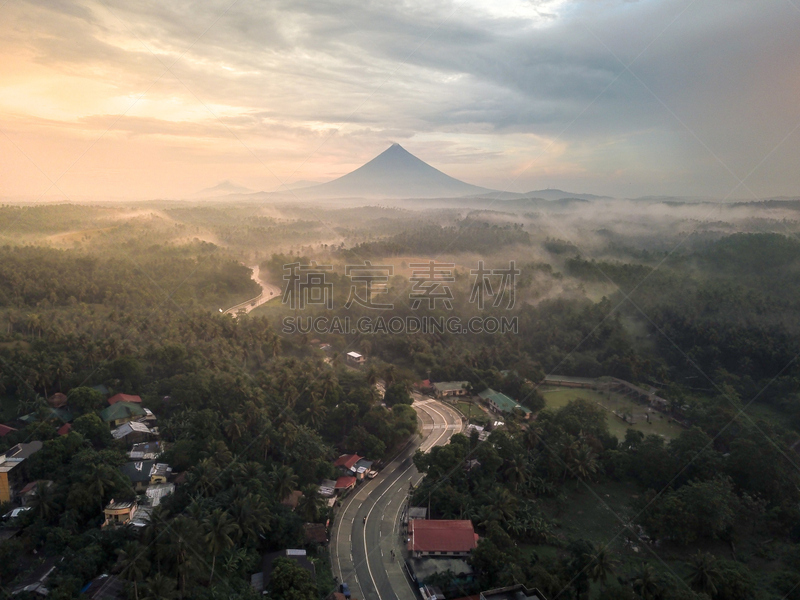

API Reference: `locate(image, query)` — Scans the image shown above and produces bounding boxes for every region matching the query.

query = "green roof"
[100,401,145,423]
[433,381,469,392]
[478,388,531,414]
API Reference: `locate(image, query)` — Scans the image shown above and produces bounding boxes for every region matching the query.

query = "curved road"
[331,396,463,600]
[223,265,281,315]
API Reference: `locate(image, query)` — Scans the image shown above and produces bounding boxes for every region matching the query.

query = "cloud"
[1,0,799,198]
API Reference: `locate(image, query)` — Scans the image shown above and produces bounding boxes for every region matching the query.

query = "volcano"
[299,144,495,199]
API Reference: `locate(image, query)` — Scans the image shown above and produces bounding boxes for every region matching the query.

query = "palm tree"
[304,395,328,429]
[586,546,618,588]
[269,464,298,501]
[686,552,721,596]
[631,565,662,600]
[504,457,527,491]
[571,443,598,487]
[140,573,177,600]
[83,462,117,509]
[203,509,239,584]
[297,485,324,522]
[383,364,396,387]
[165,516,198,594]
[365,366,379,386]
[230,494,271,546]
[117,542,150,600]
[320,371,338,400]
[30,481,58,522]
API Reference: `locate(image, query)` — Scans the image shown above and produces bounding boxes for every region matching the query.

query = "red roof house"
[407,520,479,556]
[333,454,362,471]
[334,476,357,492]
[0,424,17,437]
[107,393,142,406]
[57,423,72,436]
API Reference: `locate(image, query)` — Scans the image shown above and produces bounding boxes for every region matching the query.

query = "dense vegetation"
[0,244,416,599]
[3,201,800,600]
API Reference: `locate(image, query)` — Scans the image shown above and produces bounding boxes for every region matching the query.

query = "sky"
[1,0,799,200]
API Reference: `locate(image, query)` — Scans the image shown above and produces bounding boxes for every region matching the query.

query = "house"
[82,574,125,600]
[47,393,68,408]
[0,441,43,503]
[414,379,434,394]
[100,402,145,428]
[433,381,470,398]
[346,351,365,366]
[402,506,427,533]
[281,490,303,510]
[466,424,489,442]
[103,499,138,527]
[111,421,153,445]
[333,454,362,475]
[303,522,328,545]
[334,476,357,494]
[543,375,597,389]
[480,585,548,600]
[19,480,53,507]
[318,479,337,498]
[120,461,171,493]
[129,441,164,460]
[407,520,479,557]
[0,424,17,437]
[10,556,61,596]
[107,393,142,406]
[251,549,316,593]
[407,556,474,596]
[354,458,374,481]
[478,388,531,418]
[145,482,175,506]
[140,407,157,425]
[57,423,72,436]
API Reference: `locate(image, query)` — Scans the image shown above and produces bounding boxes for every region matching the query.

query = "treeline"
[413,396,800,600]
[341,221,530,258]
[0,245,259,310]
[0,245,418,599]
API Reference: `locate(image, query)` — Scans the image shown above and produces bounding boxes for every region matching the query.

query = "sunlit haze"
[1,0,800,200]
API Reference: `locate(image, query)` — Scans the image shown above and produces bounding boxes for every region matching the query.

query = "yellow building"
[0,442,43,503]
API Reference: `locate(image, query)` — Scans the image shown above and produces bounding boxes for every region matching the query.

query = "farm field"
[540,386,685,440]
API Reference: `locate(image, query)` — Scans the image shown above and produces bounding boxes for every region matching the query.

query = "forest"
[2,200,800,599]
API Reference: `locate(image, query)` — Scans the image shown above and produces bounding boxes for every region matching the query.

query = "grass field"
[540,386,685,440]
[452,400,491,426]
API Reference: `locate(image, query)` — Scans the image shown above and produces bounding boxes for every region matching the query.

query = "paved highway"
[223,265,281,315]
[331,396,463,600]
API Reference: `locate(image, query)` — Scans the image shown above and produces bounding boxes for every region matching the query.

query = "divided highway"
[331,396,463,600]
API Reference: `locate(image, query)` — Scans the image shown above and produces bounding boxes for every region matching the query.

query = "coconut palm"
[140,573,177,600]
[686,552,721,596]
[297,485,324,522]
[30,481,58,522]
[117,542,150,600]
[586,546,618,588]
[269,464,298,501]
[203,509,239,584]
[631,565,662,600]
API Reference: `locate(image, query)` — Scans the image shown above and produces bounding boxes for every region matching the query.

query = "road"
[331,396,464,600]
[222,265,281,316]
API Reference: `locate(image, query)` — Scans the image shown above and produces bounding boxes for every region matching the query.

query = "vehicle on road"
[340,583,351,599]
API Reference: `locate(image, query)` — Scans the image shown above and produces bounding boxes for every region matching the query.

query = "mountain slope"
[194,180,253,197]
[298,144,495,199]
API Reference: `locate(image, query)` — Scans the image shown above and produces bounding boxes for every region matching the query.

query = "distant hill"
[296,144,495,199]
[522,188,611,201]
[273,180,320,192]
[194,180,253,197]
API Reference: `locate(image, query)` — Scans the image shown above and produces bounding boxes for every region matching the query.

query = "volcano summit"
[298,144,494,199]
